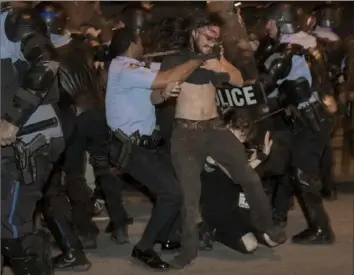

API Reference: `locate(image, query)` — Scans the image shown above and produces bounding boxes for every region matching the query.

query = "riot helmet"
[265,3,300,35]
[35,1,67,35]
[120,5,152,34]
[316,6,341,29]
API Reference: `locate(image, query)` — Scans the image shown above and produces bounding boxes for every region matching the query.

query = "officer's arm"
[151,59,204,90]
[124,56,204,91]
[5,9,59,128]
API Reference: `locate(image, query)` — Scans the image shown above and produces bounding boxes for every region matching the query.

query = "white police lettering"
[238,193,250,209]
[216,86,257,107]
[243,86,257,105]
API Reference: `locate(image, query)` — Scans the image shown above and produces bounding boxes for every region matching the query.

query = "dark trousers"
[170,118,275,258]
[261,130,293,220]
[1,145,61,275]
[126,145,182,250]
[1,151,52,239]
[291,119,332,229]
[94,171,127,228]
[158,166,260,253]
[43,155,98,251]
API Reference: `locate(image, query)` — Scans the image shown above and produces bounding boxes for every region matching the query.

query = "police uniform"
[257,3,335,244]
[35,2,99,270]
[106,55,182,268]
[309,10,343,200]
[1,7,63,275]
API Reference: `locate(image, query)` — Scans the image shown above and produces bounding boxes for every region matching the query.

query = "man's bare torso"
[175,82,218,121]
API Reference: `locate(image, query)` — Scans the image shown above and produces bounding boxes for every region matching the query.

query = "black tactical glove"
[191,44,221,62]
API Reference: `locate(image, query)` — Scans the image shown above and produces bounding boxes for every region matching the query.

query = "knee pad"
[239,232,258,253]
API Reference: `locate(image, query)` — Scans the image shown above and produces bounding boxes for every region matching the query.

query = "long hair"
[150,8,223,53]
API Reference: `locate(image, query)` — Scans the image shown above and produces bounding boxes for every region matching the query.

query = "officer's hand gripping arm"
[152,50,221,90]
[5,9,59,128]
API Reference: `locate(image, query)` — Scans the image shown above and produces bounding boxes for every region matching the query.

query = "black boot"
[53,248,91,271]
[110,224,130,245]
[291,169,335,245]
[131,246,169,270]
[292,227,335,244]
[160,240,181,251]
[198,222,215,251]
[2,230,54,275]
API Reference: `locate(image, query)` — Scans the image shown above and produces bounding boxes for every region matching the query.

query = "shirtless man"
[159,14,286,269]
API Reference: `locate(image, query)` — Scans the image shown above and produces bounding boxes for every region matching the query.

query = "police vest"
[1,58,63,143]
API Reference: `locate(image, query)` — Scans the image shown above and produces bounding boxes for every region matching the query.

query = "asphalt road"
[3,122,353,275]
[3,181,354,275]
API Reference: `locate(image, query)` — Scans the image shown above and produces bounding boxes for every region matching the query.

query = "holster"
[140,129,164,150]
[9,134,60,185]
[286,103,326,133]
[300,102,326,132]
[109,129,137,172]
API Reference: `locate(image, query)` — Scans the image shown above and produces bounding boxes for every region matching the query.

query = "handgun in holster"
[109,129,139,172]
[140,127,164,150]
[13,134,48,185]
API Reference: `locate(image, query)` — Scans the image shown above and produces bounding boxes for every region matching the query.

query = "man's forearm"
[153,59,203,90]
[221,57,244,87]
[249,159,262,169]
[151,90,165,105]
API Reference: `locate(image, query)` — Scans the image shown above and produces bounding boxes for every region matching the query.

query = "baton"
[143,50,181,59]
[17,117,58,137]
[254,108,286,124]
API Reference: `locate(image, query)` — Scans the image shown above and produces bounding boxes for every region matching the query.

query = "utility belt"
[109,128,164,171]
[284,101,327,133]
[2,136,54,185]
[1,118,64,185]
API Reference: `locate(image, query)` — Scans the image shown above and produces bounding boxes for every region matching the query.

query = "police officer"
[257,3,335,244]
[305,6,342,200]
[35,1,104,271]
[1,3,63,274]
[105,25,218,269]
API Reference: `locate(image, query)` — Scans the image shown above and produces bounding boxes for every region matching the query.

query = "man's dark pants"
[125,145,182,250]
[42,156,98,251]
[94,171,127,228]
[1,142,62,274]
[290,118,332,231]
[170,118,276,259]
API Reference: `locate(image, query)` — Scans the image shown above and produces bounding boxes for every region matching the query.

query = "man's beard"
[191,39,203,54]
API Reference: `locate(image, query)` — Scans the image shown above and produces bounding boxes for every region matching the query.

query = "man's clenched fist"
[0,120,19,146]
